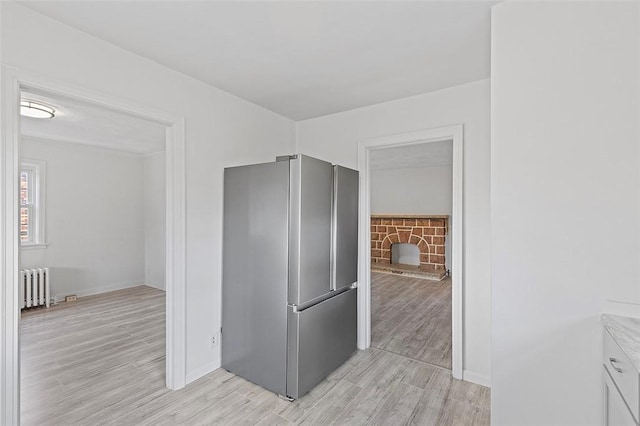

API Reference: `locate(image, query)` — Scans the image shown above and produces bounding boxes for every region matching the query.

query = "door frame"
[1,66,187,425]
[357,125,464,380]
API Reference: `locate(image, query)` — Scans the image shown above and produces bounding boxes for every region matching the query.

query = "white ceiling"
[20,89,166,155]
[19,1,495,121]
[370,140,452,170]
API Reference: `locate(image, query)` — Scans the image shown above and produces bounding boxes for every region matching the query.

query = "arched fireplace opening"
[391,243,420,266]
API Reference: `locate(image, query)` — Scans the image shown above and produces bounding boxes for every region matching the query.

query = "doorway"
[357,125,463,379]
[0,69,186,424]
[368,140,453,369]
[18,87,168,423]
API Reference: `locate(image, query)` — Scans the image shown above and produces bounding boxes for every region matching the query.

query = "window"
[20,159,46,247]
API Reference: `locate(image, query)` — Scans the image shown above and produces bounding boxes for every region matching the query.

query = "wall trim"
[21,134,151,157]
[357,124,464,380]
[51,281,147,301]
[463,370,491,388]
[0,66,187,425]
[185,360,220,385]
[144,281,166,291]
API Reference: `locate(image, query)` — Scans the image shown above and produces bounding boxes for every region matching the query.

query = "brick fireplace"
[370,215,448,271]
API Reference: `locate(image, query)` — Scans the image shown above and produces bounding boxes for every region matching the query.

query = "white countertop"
[602,313,640,373]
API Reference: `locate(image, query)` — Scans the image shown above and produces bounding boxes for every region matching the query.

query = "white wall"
[296,78,491,385]
[1,2,296,381]
[20,138,145,299]
[144,151,166,290]
[370,165,452,215]
[491,2,640,425]
[371,165,452,271]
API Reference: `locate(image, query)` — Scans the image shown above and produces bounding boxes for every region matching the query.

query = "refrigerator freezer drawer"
[286,287,357,399]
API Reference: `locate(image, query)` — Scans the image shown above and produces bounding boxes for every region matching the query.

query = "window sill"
[20,243,50,251]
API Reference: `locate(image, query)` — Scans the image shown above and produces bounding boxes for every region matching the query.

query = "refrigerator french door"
[222,154,358,400]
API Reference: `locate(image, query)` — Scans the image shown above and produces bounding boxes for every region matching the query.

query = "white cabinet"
[604,368,637,426]
[604,329,640,426]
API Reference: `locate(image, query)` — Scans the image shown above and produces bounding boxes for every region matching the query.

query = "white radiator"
[20,268,50,309]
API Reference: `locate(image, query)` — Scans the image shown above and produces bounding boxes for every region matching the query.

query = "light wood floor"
[21,284,489,425]
[371,272,452,369]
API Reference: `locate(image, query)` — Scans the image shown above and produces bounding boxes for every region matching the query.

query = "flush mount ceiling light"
[20,100,55,119]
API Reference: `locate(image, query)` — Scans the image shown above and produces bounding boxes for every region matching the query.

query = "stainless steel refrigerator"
[222,154,358,400]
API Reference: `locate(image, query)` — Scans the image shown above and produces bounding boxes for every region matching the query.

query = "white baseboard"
[463,369,491,388]
[53,281,145,301]
[144,280,166,291]
[186,359,221,385]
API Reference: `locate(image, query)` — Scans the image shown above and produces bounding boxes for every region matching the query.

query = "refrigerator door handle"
[288,285,355,313]
[330,166,338,291]
[331,165,359,292]
[331,282,357,296]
